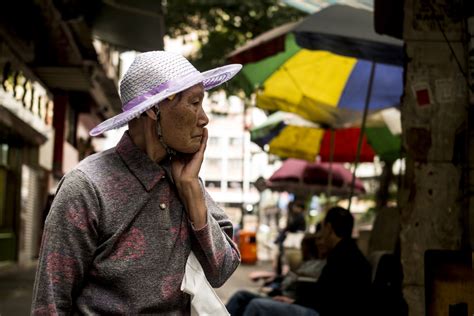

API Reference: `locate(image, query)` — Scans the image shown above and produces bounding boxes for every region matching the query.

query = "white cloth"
[181,252,230,316]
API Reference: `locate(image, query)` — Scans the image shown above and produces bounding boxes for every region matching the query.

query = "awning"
[33,67,91,91]
[34,66,122,115]
[92,0,165,52]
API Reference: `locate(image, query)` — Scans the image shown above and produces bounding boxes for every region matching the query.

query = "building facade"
[0,0,164,265]
[201,92,273,228]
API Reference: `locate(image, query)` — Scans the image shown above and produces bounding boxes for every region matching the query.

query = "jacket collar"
[115,131,173,191]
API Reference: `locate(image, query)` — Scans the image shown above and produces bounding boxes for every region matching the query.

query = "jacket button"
[160,203,166,210]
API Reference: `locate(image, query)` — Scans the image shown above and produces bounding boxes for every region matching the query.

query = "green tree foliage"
[163,0,306,95]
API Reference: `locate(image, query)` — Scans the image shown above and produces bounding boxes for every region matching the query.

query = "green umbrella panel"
[242,33,300,92]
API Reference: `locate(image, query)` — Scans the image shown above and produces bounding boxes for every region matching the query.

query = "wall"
[401,0,470,314]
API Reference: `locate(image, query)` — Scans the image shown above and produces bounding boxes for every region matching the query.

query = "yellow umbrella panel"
[267,125,325,162]
[257,50,358,126]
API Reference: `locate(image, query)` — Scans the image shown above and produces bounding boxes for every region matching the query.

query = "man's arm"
[31,170,99,314]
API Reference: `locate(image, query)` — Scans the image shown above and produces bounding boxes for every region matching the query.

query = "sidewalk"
[0,260,272,315]
[0,262,36,316]
[216,260,273,304]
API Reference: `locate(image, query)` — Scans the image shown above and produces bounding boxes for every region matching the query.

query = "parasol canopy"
[267,158,365,196]
[231,3,404,208]
[250,110,401,162]
[256,49,403,127]
[229,4,402,66]
[293,4,402,65]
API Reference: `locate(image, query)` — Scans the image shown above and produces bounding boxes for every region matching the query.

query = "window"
[230,137,242,146]
[205,158,222,174]
[205,180,221,188]
[208,137,220,146]
[228,181,243,189]
[228,158,242,170]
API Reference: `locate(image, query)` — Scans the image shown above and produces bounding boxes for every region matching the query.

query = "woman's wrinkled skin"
[128,83,210,229]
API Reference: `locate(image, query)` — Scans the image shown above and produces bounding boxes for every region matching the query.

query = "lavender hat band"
[122,70,204,111]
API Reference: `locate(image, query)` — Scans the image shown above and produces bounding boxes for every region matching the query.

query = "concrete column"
[401,0,469,315]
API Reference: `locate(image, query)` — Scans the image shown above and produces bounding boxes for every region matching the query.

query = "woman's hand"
[171,128,207,185]
[171,128,208,229]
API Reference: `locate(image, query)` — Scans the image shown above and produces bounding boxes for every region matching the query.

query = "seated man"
[226,233,327,316]
[239,207,371,316]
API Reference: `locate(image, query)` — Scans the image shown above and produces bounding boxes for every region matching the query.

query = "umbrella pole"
[348,61,375,211]
[327,128,335,202]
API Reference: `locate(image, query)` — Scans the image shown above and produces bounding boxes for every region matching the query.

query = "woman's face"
[159,84,209,154]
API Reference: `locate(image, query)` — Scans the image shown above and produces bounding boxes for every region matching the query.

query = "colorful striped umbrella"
[256,49,403,127]
[235,34,403,127]
[250,110,401,162]
[229,5,404,123]
[233,4,404,208]
[229,5,402,67]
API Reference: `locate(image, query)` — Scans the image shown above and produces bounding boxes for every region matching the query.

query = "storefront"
[0,51,54,264]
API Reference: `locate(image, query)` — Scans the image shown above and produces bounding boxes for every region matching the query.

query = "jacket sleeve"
[31,170,99,315]
[189,185,240,288]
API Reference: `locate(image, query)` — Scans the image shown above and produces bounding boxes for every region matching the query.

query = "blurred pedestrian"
[285,200,306,233]
[31,51,242,314]
[274,200,306,274]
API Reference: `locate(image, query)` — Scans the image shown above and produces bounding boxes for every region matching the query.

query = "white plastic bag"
[180,252,230,316]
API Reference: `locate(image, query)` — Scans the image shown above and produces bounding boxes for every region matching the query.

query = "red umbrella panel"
[267,158,365,197]
[319,128,375,162]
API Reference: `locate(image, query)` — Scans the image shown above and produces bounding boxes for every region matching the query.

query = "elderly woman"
[31,51,242,314]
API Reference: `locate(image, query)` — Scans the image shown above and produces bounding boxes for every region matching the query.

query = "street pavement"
[0,260,272,315]
[0,263,36,316]
[216,260,273,304]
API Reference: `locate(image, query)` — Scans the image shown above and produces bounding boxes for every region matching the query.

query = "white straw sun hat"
[90,51,242,136]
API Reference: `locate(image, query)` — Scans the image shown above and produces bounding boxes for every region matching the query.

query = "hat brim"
[90,64,242,136]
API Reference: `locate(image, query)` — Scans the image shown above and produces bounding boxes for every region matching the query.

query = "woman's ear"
[145,108,158,121]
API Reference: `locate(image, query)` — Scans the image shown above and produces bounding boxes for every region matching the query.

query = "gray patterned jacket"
[31,132,240,315]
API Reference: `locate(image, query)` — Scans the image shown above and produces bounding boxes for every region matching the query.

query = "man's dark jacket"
[294,238,371,316]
